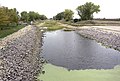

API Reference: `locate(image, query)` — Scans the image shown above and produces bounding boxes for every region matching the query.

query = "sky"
[0,0,120,18]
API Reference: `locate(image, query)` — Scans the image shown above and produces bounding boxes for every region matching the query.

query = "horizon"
[1,0,120,19]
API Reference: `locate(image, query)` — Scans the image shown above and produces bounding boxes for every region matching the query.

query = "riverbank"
[0,25,43,81]
[77,26,120,51]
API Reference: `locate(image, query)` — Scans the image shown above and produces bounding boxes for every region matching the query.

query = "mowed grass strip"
[38,64,120,81]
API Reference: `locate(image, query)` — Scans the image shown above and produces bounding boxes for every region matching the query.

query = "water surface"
[41,30,120,70]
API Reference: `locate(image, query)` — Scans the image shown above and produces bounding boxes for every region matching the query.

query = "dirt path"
[60,23,120,33]
[91,26,120,33]
[78,26,120,33]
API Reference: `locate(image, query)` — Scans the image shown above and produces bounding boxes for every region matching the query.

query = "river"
[41,30,120,70]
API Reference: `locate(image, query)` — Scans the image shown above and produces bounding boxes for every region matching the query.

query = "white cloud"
[0,0,120,18]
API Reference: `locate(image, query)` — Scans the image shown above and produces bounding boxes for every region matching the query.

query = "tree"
[21,11,47,22]
[54,9,74,21]
[76,2,100,20]
[0,6,20,29]
[28,11,34,21]
[54,12,64,20]
[28,11,40,21]
[64,9,74,21]
[21,11,29,22]
[39,15,47,20]
[8,8,19,25]
[0,7,10,26]
[32,12,40,20]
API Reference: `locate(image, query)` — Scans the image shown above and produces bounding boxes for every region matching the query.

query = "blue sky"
[0,0,120,18]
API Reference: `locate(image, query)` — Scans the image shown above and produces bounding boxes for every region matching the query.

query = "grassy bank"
[38,64,120,81]
[0,25,24,38]
[39,20,65,31]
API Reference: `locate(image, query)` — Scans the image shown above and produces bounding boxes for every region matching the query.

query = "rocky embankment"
[77,27,120,51]
[0,25,43,81]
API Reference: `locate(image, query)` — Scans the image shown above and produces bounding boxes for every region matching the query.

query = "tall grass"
[40,20,64,31]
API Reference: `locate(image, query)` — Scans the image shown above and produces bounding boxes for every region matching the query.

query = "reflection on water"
[41,30,120,70]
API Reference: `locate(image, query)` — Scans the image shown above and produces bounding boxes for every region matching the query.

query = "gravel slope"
[77,27,120,51]
[0,25,43,81]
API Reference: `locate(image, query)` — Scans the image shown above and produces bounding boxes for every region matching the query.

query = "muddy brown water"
[41,30,120,70]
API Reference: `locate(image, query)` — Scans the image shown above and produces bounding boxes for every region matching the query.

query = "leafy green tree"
[54,9,73,21]
[54,12,64,20]
[64,9,74,21]
[0,6,19,29]
[21,11,47,22]
[28,11,37,21]
[39,15,47,20]
[8,8,19,25]
[0,7,10,26]
[76,2,100,20]
[33,12,40,20]
[21,11,29,22]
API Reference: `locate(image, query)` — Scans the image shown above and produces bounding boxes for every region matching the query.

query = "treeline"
[53,9,74,21]
[21,11,47,23]
[0,6,47,29]
[53,2,100,21]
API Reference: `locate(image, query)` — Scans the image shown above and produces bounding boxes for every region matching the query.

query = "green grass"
[47,26,64,31]
[40,20,64,31]
[37,64,120,81]
[42,20,58,27]
[0,25,24,38]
